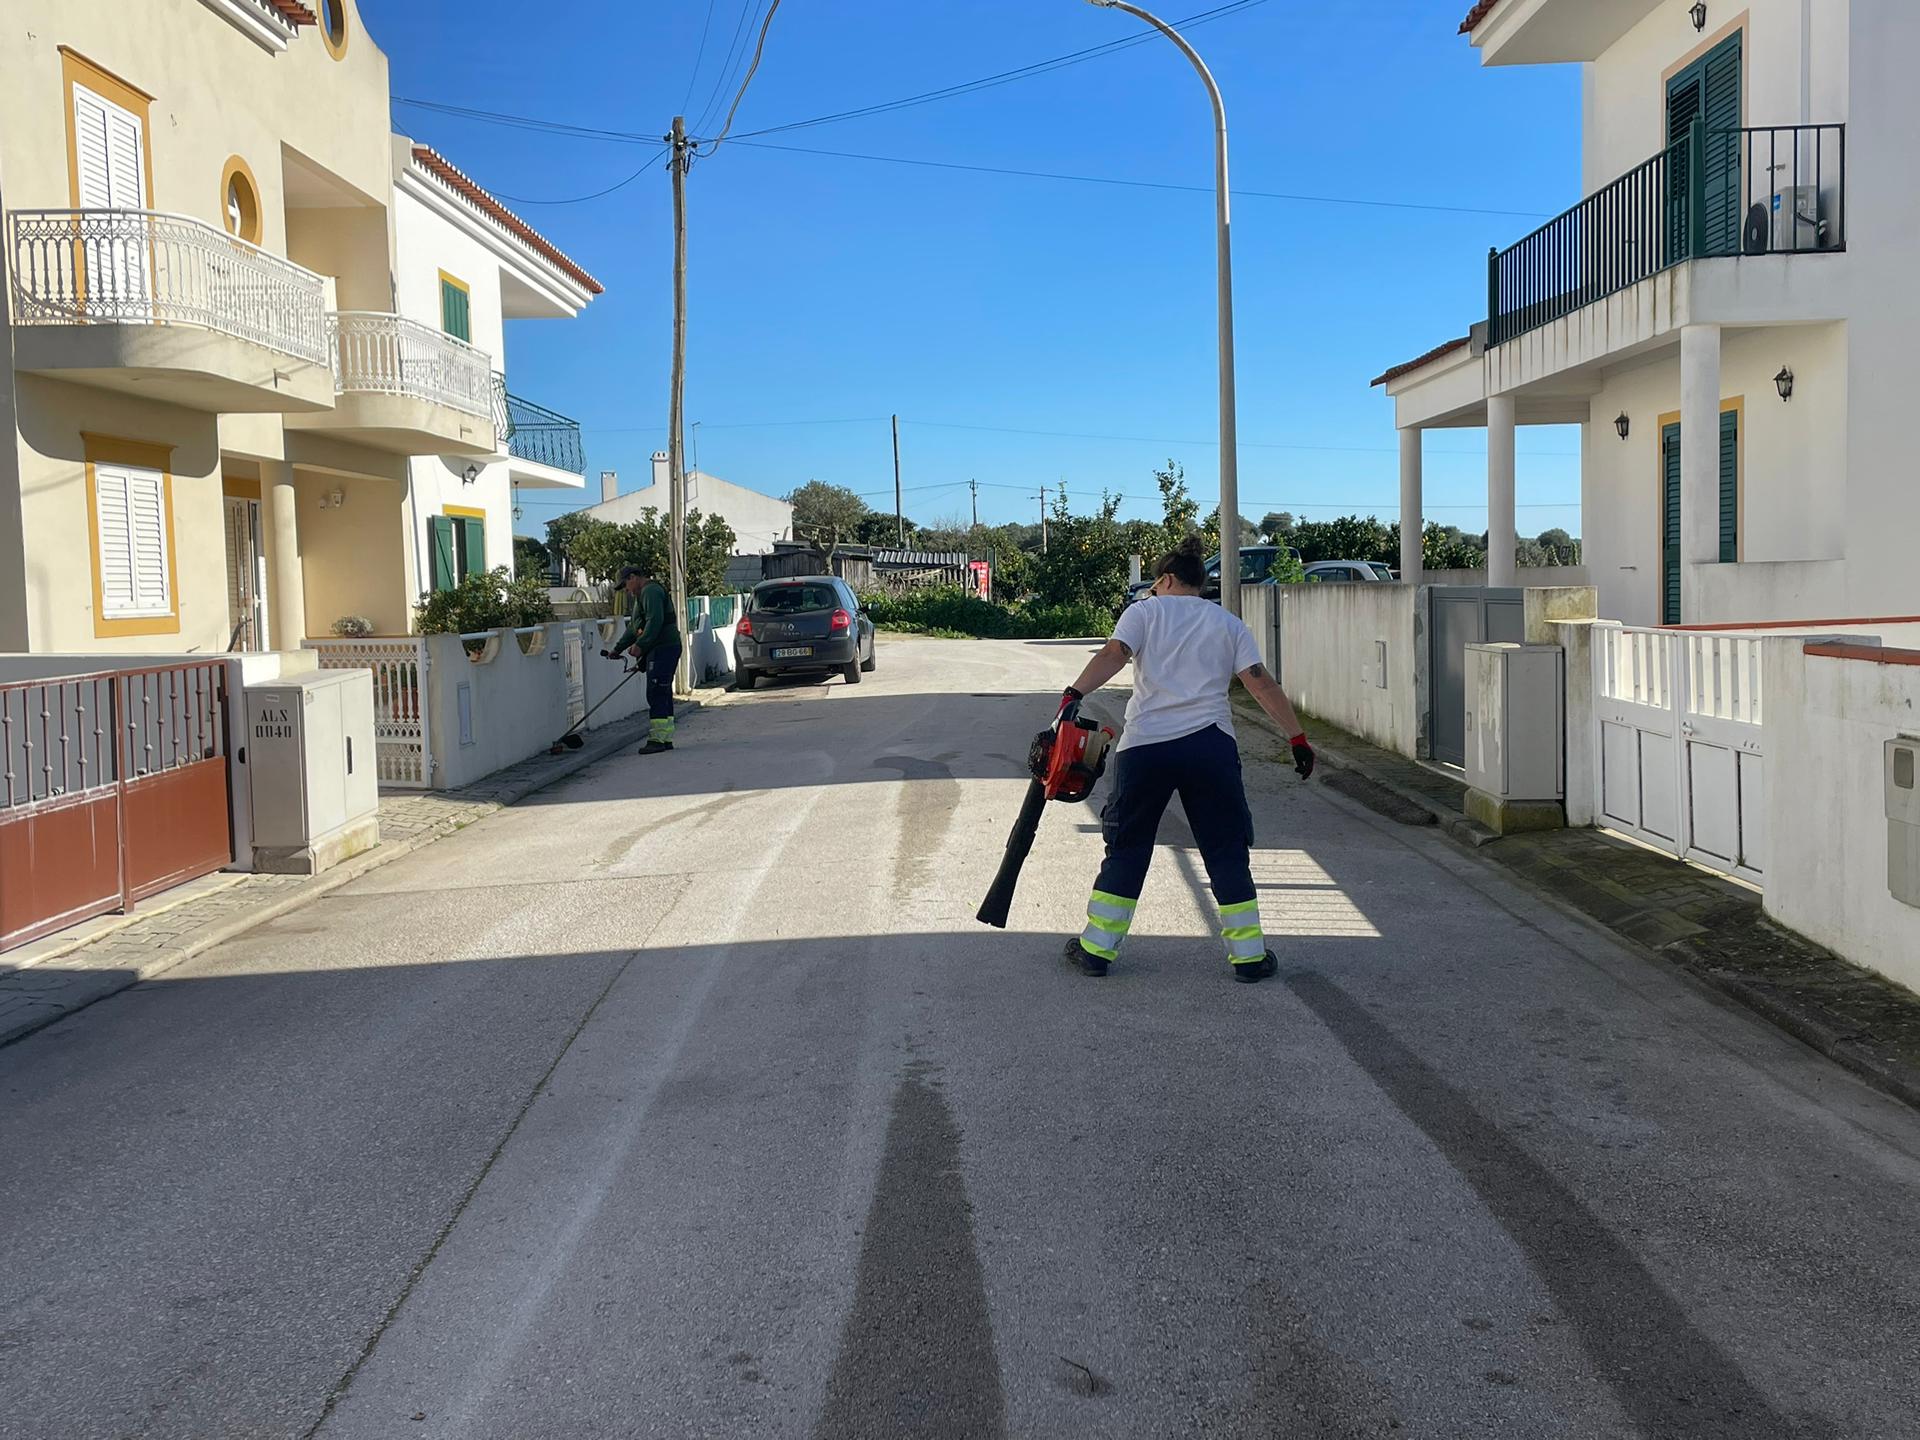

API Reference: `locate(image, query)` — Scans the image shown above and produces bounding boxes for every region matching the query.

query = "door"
[1667,31,1743,258]
[223,496,267,651]
[72,83,149,312]
[1661,422,1683,624]
[1429,587,1524,768]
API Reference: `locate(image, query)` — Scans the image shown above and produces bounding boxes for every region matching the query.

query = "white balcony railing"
[7,207,328,367]
[328,311,494,421]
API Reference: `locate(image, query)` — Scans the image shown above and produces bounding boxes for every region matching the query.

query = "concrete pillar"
[263,460,307,649]
[1398,427,1424,585]
[1680,323,1723,578]
[1486,393,1517,588]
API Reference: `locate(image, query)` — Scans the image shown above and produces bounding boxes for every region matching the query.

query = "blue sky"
[362,0,1585,540]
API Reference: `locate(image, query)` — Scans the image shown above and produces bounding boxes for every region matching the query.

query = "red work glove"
[1290,733,1316,780]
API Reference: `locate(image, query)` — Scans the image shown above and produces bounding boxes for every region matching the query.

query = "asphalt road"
[3,636,1919,1439]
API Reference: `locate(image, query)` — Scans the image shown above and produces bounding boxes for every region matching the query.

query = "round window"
[320,0,348,57]
[221,158,261,244]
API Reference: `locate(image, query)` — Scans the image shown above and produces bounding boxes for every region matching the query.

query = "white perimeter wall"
[1763,640,1920,992]
[1270,585,1421,758]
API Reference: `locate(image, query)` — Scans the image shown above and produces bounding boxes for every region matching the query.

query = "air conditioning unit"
[244,669,379,874]
[1464,643,1564,803]
[1771,184,1824,252]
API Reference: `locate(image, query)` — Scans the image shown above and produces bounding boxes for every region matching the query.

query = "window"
[439,272,471,343]
[221,157,261,244]
[754,582,836,613]
[319,0,348,58]
[431,512,486,592]
[95,462,173,620]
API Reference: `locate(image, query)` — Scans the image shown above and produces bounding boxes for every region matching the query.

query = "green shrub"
[414,567,554,637]
[859,587,1112,640]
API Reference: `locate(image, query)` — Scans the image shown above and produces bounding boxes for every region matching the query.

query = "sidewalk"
[0,708,680,1048]
[1235,697,1920,1112]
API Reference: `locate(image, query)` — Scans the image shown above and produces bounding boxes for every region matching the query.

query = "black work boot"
[1064,936,1109,977]
[637,740,674,756]
[1233,950,1279,984]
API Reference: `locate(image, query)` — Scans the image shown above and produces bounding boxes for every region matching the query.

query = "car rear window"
[755,582,837,613]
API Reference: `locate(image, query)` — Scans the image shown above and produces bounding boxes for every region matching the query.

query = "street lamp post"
[1085,0,1241,616]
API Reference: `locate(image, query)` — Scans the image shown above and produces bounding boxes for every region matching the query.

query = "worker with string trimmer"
[606,564,683,756]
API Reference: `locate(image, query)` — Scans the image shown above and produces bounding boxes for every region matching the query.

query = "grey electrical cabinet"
[244,669,379,875]
[1465,643,1565,802]
[1888,738,1920,909]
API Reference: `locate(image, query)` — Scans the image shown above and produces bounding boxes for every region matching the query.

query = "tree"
[1260,511,1296,543]
[1534,527,1582,565]
[541,509,737,598]
[513,535,550,580]
[1201,507,1261,553]
[785,480,870,544]
[1292,514,1392,564]
[1153,460,1200,561]
[1033,490,1131,612]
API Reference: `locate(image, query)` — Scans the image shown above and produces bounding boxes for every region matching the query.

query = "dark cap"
[615,565,647,587]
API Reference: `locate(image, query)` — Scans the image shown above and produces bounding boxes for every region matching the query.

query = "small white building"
[569,452,794,556]
[1375,0,1915,629]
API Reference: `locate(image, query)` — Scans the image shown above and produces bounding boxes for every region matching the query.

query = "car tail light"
[830,608,852,633]
[737,611,753,637]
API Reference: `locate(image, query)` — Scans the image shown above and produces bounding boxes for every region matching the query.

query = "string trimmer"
[548,651,643,755]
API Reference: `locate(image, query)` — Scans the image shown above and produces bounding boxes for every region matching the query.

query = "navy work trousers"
[1093,724,1256,907]
[645,641,681,722]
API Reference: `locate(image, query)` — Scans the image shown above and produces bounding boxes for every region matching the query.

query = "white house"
[569,452,794,556]
[1375,0,1915,629]
[390,141,600,606]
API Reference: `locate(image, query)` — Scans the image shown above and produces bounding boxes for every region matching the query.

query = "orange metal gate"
[0,661,234,953]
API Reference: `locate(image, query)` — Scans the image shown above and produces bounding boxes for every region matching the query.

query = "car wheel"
[736,667,757,691]
[842,657,863,685]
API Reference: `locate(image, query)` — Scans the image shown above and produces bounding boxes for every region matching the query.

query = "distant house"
[569,453,793,557]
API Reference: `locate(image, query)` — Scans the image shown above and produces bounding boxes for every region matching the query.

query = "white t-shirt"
[1110,595,1262,751]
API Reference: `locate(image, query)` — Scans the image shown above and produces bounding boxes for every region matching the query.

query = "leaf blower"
[976,693,1115,929]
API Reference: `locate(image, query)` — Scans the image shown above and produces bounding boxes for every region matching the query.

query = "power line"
[897,418,1577,458]
[679,0,724,115]
[490,153,666,206]
[701,0,785,154]
[391,96,663,147]
[727,0,1269,141]
[695,1,764,136]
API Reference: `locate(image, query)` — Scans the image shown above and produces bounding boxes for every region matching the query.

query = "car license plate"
[772,646,812,659]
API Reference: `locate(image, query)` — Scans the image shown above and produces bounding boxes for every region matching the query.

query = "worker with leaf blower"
[1061,536,1314,983]
[607,564,683,756]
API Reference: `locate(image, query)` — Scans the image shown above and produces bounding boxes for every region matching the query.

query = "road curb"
[0,703,700,1050]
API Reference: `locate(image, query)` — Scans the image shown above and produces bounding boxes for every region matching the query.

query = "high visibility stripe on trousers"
[1219,899,1266,964]
[649,715,676,743]
[1078,890,1137,960]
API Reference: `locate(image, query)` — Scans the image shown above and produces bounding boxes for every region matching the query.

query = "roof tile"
[1370,336,1471,388]
[410,145,606,297]
[1458,0,1500,35]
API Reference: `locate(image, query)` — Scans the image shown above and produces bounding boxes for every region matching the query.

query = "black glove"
[1061,686,1084,708]
[1289,734,1316,780]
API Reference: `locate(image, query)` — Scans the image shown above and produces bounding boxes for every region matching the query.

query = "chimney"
[599,470,618,504]
[650,450,671,493]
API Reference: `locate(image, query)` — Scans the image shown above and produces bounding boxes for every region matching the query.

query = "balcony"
[1489,124,1845,347]
[5,207,334,413]
[497,380,586,490]
[286,311,497,457]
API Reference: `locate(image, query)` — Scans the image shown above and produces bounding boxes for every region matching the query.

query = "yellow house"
[0,0,595,655]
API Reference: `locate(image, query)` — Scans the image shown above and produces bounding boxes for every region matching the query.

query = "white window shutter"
[95,463,171,620]
[73,89,113,209]
[105,110,146,208]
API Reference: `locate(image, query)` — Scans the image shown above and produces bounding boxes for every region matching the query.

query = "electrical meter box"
[1888,738,1920,909]
[1465,643,1564,802]
[244,669,379,875]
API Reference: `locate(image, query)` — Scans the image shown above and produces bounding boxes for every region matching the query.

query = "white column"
[263,460,307,650]
[1680,324,1723,580]
[1486,394,1517,588]
[1398,427,1424,584]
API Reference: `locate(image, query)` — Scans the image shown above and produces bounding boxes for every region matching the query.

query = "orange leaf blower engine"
[977,698,1114,928]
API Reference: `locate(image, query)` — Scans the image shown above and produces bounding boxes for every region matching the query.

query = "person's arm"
[1066,638,1133,702]
[1238,662,1315,779]
[634,584,668,655]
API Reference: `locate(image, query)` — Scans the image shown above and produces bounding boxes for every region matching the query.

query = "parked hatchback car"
[1121,545,1303,610]
[734,576,876,689]
[1303,560,1391,584]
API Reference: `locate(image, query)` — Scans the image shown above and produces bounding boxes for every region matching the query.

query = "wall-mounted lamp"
[1690,2,1709,32]
[461,464,481,485]
[1774,365,1795,401]
[319,487,345,510]
[1615,412,1632,440]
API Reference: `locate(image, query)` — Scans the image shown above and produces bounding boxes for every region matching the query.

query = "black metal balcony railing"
[499,383,585,475]
[1489,123,1844,347]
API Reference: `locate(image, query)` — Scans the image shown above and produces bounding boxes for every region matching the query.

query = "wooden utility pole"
[667,115,691,696]
[1039,483,1049,553]
[891,414,904,546]
[970,477,978,530]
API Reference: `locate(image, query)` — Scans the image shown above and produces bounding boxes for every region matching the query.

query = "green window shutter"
[430,515,456,593]
[1718,407,1739,563]
[440,279,470,342]
[1666,33,1742,259]
[1662,422,1683,625]
[460,516,486,580]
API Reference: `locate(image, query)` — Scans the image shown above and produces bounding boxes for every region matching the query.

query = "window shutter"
[96,463,171,619]
[1700,35,1742,257]
[440,279,470,342]
[430,515,456,592]
[73,90,114,209]
[460,516,486,580]
[1718,408,1739,563]
[1662,423,1683,625]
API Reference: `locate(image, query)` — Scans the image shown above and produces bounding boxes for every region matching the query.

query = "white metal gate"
[1594,624,1765,884]
[307,637,432,788]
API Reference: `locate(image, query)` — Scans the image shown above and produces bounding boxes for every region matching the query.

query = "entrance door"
[223,495,267,651]
[1429,587,1524,768]
[1667,31,1743,258]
